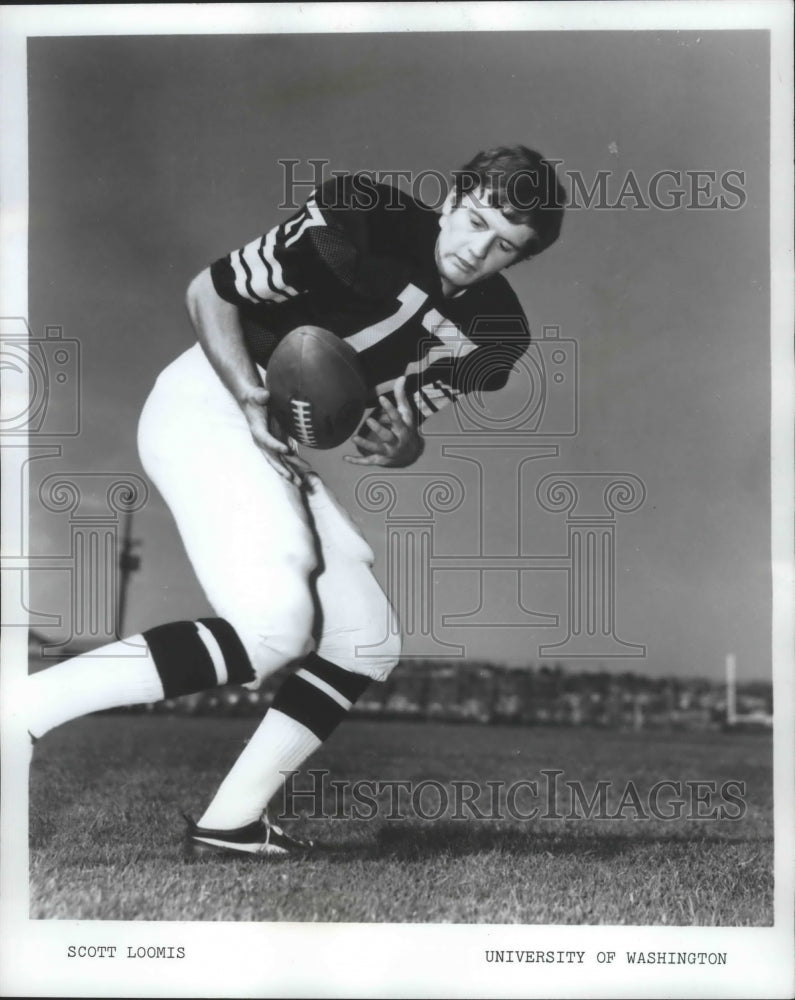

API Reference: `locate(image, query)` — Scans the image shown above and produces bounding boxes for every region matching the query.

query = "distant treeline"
[133,659,772,730]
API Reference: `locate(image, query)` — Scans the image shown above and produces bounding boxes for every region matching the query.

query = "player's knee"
[215,556,318,686]
[356,626,402,682]
[229,614,315,687]
[318,601,402,682]
[243,628,316,689]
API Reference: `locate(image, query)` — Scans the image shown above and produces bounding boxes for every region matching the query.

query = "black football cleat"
[182,813,313,861]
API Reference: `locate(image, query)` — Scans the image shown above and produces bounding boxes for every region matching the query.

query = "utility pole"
[117,509,141,637]
[725,653,737,726]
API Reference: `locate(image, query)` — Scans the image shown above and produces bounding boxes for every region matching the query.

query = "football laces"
[290,398,317,446]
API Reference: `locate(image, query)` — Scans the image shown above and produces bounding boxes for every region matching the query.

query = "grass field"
[29,715,773,924]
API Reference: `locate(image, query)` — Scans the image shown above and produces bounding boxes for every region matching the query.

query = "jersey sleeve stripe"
[229,248,259,304]
[263,227,300,298]
[433,379,460,402]
[239,246,264,303]
[234,230,288,303]
[283,196,326,248]
[283,212,305,243]
[418,387,439,414]
[255,234,285,299]
[424,383,460,405]
[413,391,435,418]
[414,383,460,422]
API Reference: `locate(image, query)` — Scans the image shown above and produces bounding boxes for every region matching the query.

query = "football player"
[28,146,565,858]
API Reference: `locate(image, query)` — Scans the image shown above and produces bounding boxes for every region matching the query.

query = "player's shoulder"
[315,172,423,217]
[446,274,531,354]
[452,272,530,344]
[474,271,526,312]
[314,173,432,243]
[308,173,433,296]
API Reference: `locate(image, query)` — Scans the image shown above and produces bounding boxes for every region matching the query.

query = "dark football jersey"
[210,175,530,427]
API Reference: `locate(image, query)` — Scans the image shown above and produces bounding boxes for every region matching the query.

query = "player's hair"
[453,145,567,258]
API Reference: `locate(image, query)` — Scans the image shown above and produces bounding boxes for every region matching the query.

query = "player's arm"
[344,376,425,468]
[185,268,302,485]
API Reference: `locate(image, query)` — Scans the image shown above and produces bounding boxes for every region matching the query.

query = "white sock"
[27,637,165,738]
[197,709,321,829]
[196,654,371,830]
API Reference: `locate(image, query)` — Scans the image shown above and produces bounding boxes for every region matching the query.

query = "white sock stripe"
[295,668,353,711]
[194,621,228,686]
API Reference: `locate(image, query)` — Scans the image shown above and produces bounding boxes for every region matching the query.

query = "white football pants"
[136,343,401,684]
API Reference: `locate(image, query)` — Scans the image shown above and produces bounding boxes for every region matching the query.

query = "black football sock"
[28,618,254,738]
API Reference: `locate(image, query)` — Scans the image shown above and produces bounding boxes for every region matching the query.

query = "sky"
[21,29,772,680]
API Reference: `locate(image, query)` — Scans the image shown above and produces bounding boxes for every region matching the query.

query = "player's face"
[435,189,535,296]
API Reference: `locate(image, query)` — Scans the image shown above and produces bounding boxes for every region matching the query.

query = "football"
[265,326,369,449]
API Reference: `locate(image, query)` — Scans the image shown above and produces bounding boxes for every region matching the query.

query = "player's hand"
[344,376,424,468]
[240,387,306,486]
